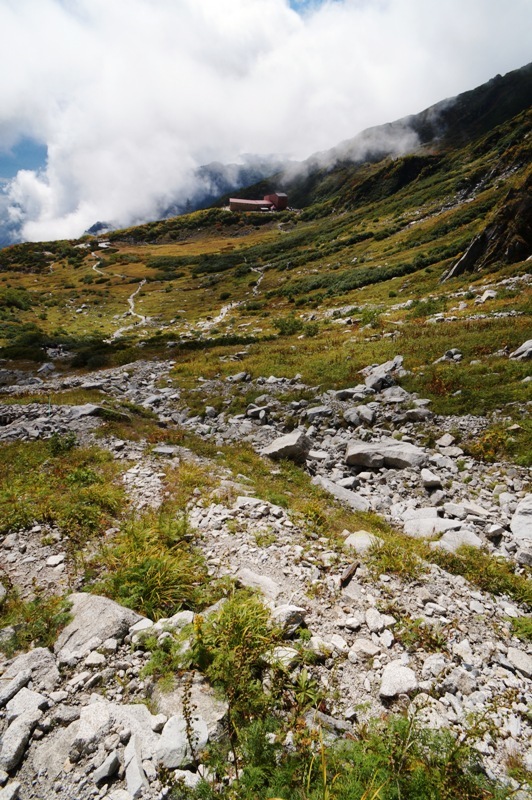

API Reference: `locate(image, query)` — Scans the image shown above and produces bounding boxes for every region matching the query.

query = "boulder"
[0,671,32,708]
[236,568,281,601]
[153,674,228,739]
[261,430,312,463]
[432,528,483,553]
[403,518,462,539]
[0,709,42,771]
[272,605,307,636]
[507,647,532,679]
[379,661,418,698]
[510,495,532,543]
[156,715,209,769]
[346,437,427,470]
[1,649,59,693]
[54,593,145,663]
[124,734,148,799]
[361,356,405,391]
[6,688,48,723]
[509,339,532,360]
[344,530,380,555]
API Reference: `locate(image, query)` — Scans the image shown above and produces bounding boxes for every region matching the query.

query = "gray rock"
[432,528,483,552]
[509,339,532,360]
[346,437,427,469]
[348,639,380,660]
[6,688,48,723]
[356,405,376,426]
[54,593,144,662]
[0,709,42,771]
[1,649,59,693]
[379,661,418,698]
[124,734,148,798]
[343,530,380,555]
[93,750,120,784]
[305,405,331,421]
[272,605,307,636]
[236,568,280,601]
[343,408,361,426]
[311,475,370,512]
[421,468,442,490]
[261,430,312,463]
[269,646,300,669]
[0,671,32,708]
[507,647,532,679]
[403,518,462,539]
[510,495,532,543]
[0,782,21,800]
[153,674,227,739]
[156,715,209,769]
[362,356,404,391]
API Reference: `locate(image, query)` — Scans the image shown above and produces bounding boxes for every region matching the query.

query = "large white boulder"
[510,495,532,543]
[346,437,427,469]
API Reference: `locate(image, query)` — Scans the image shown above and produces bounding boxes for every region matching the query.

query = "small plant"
[0,591,71,657]
[49,431,77,455]
[394,616,448,653]
[273,315,304,336]
[510,617,532,641]
[365,539,426,581]
[95,513,220,620]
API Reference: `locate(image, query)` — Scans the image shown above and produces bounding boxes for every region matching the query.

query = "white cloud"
[1,0,531,241]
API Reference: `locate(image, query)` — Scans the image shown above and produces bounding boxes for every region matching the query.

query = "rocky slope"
[0,346,530,800]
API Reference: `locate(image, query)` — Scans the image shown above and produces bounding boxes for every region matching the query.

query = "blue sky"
[1,0,532,243]
[0,138,47,179]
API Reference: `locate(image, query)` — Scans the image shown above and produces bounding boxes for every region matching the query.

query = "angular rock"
[343,408,360,426]
[311,475,370,512]
[344,530,380,555]
[510,495,532,543]
[1,649,59,693]
[269,646,300,669]
[156,715,209,769]
[346,437,427,470]
[153,674,227,739]
[0,709,42,771]
[0,671,32,708]
[421,468,442,490]
[261,430,312,463]
[124,734,148,799]
[348,639,380,660]
[432,528,483,552]
[6,688,48,723]
[272,605,307,636]
[0,782,21,800]
[236,568,280,601]
[509,339,532,360]
[54,593,144,662]
[403,518,462,539]
[507,647,532,679]
[93,750,120,784]
[379,661,418,698]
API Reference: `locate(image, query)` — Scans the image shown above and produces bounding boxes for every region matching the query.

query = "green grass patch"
[0,592,71,657]
[93,512,224,620]
[0,438,124,546]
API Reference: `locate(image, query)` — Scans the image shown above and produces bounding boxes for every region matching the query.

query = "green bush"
[96,513,215,620]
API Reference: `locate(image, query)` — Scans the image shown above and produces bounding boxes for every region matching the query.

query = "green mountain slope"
[0,63,530,436]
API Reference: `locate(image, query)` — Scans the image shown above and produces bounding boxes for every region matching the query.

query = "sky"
[0,0,531,243]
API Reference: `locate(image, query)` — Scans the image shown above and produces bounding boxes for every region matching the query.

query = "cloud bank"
[1,0,531,242]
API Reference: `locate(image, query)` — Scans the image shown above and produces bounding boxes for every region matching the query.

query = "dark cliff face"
[443,170,532,280]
